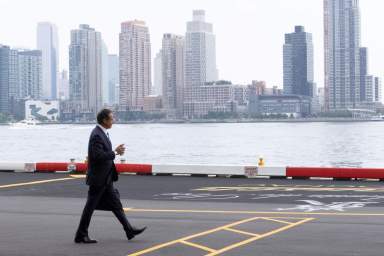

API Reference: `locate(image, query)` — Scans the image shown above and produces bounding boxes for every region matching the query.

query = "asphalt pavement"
[1,172,384,256]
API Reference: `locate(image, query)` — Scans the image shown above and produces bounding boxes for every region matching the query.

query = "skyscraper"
[8,49,19,110]
[359,47,368,102]
[0,45,10,114]
[359,47,377,105]
[102,41,109,105]
[283,26,315,97]
[58,70,69,100]
[18,50,42,100]
[184,10,217,90]
[37,22,59,100]
[108,54,119,105]
[119,20,151,110]
[69,24,103,113]
[374,77,382,103]
[162,34,184,117]
[153,50,163,96]
[324,0,361,110]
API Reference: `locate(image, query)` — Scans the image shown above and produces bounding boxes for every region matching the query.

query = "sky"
[0,0,382,88]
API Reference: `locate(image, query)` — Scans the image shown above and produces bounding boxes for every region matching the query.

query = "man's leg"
[75,185,105,238]
[112,208,134,232]
[105,185,146,239]
[104,184,133,231]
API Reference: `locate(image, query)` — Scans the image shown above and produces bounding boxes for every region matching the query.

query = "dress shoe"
[126,226,147,240]
[74,236,98,244]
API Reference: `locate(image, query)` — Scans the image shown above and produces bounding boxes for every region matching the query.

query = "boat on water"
[9,118,41,127]
[370,116,384,121]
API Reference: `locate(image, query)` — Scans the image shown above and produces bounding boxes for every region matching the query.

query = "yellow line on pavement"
[261,217,294,225]
[69,174,86,178]
[179,240,216,253]
[224,227,260,237]
[205,218,314,256]
[0,177,77,189]
[128,216,260,256]
[124,208,384,216]
[194,186,384,192]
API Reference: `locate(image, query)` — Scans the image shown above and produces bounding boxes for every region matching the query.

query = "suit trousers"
[75,183,133,238]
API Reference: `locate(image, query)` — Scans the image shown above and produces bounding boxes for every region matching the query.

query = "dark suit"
[75,125,133,238]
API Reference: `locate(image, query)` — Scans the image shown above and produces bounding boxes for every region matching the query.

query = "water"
[1,122,384,168]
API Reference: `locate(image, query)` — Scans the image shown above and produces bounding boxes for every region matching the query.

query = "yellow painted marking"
[128,216,313,256]
[69,174,86,178]
[224,227,260,237]
[267,217,309,219]
[124,208,384,217]
[194,186,384,192]
[261,217,294,225]
[205,218,314,256]
[0,177,76,189]
[179,240,216,253]
[128,216,260,256]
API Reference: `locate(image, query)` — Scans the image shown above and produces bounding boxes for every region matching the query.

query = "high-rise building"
[108,54,119,104]
[184,10,217,90]
[119,20,151,110]
[102,41,109,105]
[1,46,42,116]
[324,0,361,110]
[359,47,368,102]
[8,49,19,100]
[0,45,10,114]
[364,75,374,103]
[153,50,163,96]
[69,24,103,113]
[374,77,382,103]
[8,48,42,100]
[58,70,69,100]
[283,26,315,97]
[162,34,184,117]
[359,47,377,105]
[18,50,42,99]
[37,22,59,100]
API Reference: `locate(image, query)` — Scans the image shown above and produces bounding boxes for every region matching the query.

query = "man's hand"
[115,144,125,156]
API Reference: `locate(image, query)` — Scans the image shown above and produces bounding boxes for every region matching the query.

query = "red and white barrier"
[1,161,384,180]
[34,162,151,174]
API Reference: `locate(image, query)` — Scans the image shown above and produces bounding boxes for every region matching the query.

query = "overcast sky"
[0,0,382,88]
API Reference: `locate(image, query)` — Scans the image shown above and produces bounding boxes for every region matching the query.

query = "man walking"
[74,108,146,243]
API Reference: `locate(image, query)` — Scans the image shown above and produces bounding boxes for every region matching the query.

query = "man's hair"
[97,108,112,125]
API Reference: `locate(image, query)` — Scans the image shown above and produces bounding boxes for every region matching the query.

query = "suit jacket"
[86,125,118,187]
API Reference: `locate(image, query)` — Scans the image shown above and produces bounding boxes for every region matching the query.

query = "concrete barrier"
[153,164,246,176]
[0,162,35,172]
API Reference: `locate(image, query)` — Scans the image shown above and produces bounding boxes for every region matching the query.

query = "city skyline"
[0,0,382,89]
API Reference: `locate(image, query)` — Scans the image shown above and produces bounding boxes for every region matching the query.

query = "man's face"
[103,113,114,129]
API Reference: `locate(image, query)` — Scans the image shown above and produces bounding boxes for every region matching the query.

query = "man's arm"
[90,134,115,161]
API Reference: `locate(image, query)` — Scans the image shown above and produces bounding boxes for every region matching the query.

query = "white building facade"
[119,20,151,110]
